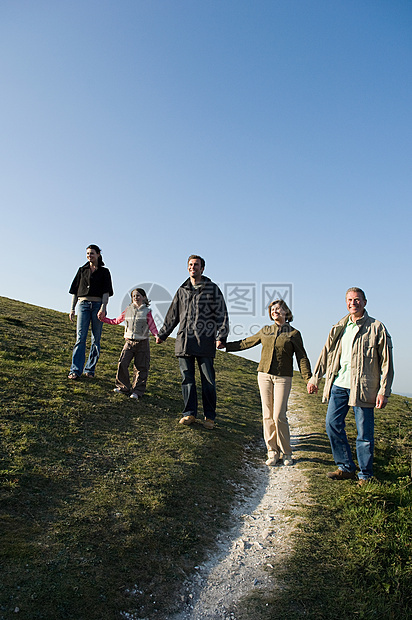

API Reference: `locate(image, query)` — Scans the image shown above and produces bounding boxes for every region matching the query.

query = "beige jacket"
[309,311,394,407]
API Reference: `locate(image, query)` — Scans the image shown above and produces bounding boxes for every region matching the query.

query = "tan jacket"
[309,311,394,407]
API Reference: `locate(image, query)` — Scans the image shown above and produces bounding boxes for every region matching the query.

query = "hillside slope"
[0,296,264,619]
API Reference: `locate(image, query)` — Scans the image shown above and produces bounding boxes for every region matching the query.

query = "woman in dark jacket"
[224,299,311,466]
[68,244,113,379]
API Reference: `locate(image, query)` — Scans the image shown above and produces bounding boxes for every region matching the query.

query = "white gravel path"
[170,392,310,620]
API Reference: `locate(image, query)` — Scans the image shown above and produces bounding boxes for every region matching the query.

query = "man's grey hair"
[346,287,367,302]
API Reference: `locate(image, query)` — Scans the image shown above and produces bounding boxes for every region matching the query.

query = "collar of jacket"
[181,275,212,289]
[336,310,370,328]
[80,261,101,272]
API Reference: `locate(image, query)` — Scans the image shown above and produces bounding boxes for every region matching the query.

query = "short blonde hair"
[268,299,293,322]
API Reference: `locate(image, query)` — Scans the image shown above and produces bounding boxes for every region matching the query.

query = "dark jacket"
[158,276,229,357]
[69,263,113,298]
[226,323,312,381]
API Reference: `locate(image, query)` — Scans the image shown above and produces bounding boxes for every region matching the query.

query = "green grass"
[1,296,411,620]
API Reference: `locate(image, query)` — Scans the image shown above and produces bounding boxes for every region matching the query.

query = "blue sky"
[1,0,411,395]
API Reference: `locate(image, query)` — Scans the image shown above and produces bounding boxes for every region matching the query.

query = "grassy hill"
[1,296,411,620]
[0,296,264,619]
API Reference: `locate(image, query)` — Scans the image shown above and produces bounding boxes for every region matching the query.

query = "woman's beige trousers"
[257,372,292,457]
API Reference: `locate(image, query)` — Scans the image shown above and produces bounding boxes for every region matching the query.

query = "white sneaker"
[130,393,139,400]
[265,452,280,466]
[113,388,122,393]
[283,454,294,466]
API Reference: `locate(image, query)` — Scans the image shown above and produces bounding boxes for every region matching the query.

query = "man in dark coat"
[156,255,229,429]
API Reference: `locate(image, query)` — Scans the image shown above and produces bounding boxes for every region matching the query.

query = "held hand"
[155,336,164,344]
[69,311,75,322]
[307,382,318,395]
[216,341,225,349]
[97,310,106,321]
[376,394,388,409]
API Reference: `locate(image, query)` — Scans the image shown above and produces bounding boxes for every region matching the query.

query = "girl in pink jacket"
[100,288,158,400]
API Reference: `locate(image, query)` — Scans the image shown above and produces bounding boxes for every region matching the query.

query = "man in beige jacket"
[307,288,394,485]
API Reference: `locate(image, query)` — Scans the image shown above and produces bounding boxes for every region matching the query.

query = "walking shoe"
[113,387,123,393]
[84,372,94,378]
[265,452,280,466]
[68,373,79,380]
[203,418,215,430]
[179,415,196,425]
[283,454,294,466]
[326,469,357,480]
[130,393,139,400]
[358,478,371,486]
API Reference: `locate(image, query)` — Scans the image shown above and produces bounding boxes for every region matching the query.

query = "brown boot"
[358,478,372,486]
[327,469,357,480]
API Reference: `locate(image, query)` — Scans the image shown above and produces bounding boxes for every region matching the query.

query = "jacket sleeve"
[100,309,126,325]
[215,286,229,343]
[226,330,263,352]
[69,268,82,295]
[309,336,331,387]
[309,320,346,387]
[147,310,159,337]
[102,268,114,297]
[377,326,394,397]
[157,291,180,341]
[293,332,312,382]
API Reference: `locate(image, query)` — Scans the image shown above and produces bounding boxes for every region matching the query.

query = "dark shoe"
[84,372,94,378]
[68,373,79,380]
[327,469,357,480]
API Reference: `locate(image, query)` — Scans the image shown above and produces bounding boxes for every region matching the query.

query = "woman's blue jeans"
[70,301,103,376]
[325,384,374,480]
[178,356,217,420]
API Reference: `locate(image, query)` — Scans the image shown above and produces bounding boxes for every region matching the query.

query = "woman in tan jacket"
[223,299,312,466]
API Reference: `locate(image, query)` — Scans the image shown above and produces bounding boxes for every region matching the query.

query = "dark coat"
[69,263,113,298]
[158,276,229,357]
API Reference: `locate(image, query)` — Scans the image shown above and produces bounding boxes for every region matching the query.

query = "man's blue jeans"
[70,301,103,377]
[326,384,374,480]
[178,356,217,420]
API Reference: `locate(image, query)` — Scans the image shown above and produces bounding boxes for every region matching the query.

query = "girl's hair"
[268,299,293,322]
[131,288,150,306]
[87,244,104,266]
